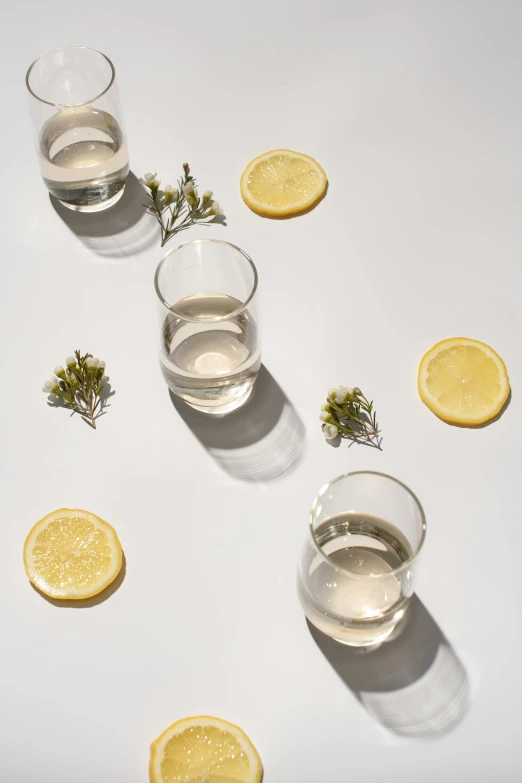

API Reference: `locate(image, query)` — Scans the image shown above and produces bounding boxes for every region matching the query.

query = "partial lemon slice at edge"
[240,148,327,217]
[418,337,510,426]
[23,508,123,600]
[149,715,263,783]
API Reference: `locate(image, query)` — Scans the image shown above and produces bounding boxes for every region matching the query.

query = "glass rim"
[154,238,259,323]
[26,46,116,108]
[309,471,427,578]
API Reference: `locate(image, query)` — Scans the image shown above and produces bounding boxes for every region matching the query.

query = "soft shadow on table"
[49,172,158,259]
[308,595,469,738]
[31,553,126,608]
[170,365,306,482]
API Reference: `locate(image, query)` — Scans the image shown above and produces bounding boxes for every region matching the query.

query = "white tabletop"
[1,1,521,781]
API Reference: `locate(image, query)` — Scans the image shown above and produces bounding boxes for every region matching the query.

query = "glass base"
[330,625,396,648]
[183,385,254,416]
[58,185,125,213]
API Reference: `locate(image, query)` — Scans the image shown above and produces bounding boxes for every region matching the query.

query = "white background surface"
[1,1,521,781]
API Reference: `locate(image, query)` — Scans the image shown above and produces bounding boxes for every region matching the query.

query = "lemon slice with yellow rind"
[23,508,123,600]
[149,715,263,783]
[240,149,327,217]
[418,337,510,425]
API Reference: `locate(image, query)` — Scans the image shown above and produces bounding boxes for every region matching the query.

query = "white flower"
[139,172,160,190]
[202,190,213,203]
[321,403,331,412]
[85,357,100,369]
[182,181,195,196]
[66,356,76,368]
[42,379,55,393]
[163,184,176,202]
[54,365,66,379]
[98,360,106,370]
[320,411,332,422]
[209,201,224,216]
[334,386,353,404]
[323,423,339,439]
[328,387,337,398]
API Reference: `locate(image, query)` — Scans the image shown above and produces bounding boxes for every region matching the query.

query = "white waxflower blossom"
[98,360,106,370]
[320,411,332,422]
[54,365,66,379]
[182,181,195,196]
[328,387,337,398]
[323,423,339,440]
[163,184,176,202]
[209,201,224,216]
[85,357,100,369]
[334,386,354,404]
[42,379,55,393]
[202,190,213,202]
[321,403,331,412]
[66,356,76,368]
[139,172,160,190]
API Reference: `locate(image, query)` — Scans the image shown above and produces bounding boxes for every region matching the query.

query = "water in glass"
[38,107,128,210]
[160,293,261,412]
[299,511,413,646]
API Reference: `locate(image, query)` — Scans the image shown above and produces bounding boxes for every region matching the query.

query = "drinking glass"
[26,46,129,212]
[155,239,261,414]
[298,472,426,647]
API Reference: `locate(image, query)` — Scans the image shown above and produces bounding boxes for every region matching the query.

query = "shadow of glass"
[170,365,306,482]
[30,552,126,608]
[49,171,158,259]
[308,595,470,738]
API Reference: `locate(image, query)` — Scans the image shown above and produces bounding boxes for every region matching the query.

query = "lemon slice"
[23,508,123,600]
[418,337,510,425]
[149,715,263,783]
[240,149,327,217]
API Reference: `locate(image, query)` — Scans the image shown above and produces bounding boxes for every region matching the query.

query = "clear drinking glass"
[26,46,129,212]
[155,239,261,415]
[298,472,426,647]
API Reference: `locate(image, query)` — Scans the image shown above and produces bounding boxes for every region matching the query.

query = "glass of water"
[26,46,129,212]
[155,239,261,415]
[298,472,426,647]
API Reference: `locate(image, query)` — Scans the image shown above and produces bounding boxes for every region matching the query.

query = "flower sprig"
[320,386,381,447]
[140,163,225,247]
[42,350,109,429]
